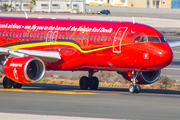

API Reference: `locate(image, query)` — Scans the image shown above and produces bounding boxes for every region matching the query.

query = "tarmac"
[1,7,180,120]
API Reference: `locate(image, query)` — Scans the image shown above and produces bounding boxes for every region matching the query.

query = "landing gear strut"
[129,71,141,93]
[3,76,23,89]
[79,71,99,90]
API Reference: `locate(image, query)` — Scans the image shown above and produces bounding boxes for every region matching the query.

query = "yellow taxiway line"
[0,88,120,95]
[1,88,180,97]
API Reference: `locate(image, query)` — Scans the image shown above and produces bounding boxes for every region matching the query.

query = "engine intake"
[4,56,45,84]
[121,70,161,84]
[137,70,161,84]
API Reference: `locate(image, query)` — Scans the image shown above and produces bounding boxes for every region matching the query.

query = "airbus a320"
[0,16,174,93]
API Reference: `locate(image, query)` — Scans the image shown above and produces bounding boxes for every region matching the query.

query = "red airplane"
[0,16,174,93]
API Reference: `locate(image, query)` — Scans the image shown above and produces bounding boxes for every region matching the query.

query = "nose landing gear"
[79,71,99,90]
[129,71,141,93]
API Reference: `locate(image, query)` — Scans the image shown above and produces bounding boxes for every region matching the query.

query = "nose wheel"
[129,84,141,93]
[79,71,99,90]
[129,72,141,93]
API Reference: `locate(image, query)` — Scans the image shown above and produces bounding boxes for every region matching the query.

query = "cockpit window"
[159,37,166,43]
[140,36,148,43]
[148,36,160,43]
[133,36,141,43]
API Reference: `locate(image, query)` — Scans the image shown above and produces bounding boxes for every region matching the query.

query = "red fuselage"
[0,17,173,72]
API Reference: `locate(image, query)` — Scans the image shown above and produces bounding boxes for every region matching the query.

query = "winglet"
[24,11,28,19]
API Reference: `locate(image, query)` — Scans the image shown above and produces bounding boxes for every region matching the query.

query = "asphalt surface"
[0,83,180,120]
[86,6,180,20]
[1,6,180,120]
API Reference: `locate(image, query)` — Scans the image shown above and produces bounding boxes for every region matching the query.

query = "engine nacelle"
[4,56,45,84]
[121,70,161,84]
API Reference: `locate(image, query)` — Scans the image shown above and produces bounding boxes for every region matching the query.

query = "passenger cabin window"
[59,34,61,39]
[16,33,19,37]
[0,32,1,36]
[76,35,79,40]
[37,34,40,38]
[94,36,96,40]
[30,33,33,38]
[105,37,107,41]
[6,32,8,37]
[48,34,50,38]
[62,35,65,39]
[34,33,36,38]
[73,35,75,40]
[20,33,22,37]
[44,34,46,38]
[23,33,25,37]
[41,34,43,38]
[66,35,68,39]
[3,32,5,37]
[91,36,93,40]
[9,32,12,37]
[98,36,100,41]
[101,36,104,41]
[84,36,86,40]
[26,33,29,37]
[140,36,148,43]
[80,36,82,40]
[148,36,160,43]
[53,34,56,39]
[69,35,72,39]
[159,37,166,43]
[133,36,141,43]
[13,33,15,37]
[87,36,89,40]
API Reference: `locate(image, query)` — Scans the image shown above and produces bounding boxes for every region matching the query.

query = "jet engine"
[3,56,45,84]
[121,70,161,84]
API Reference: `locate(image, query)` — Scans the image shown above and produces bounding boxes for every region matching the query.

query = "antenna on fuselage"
[132,17,135,24]
[24,11,28,19]
[131,30,135,35]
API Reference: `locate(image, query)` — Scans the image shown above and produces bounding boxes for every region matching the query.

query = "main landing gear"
[3,76,22,89]
[79,71,99,90]
[129,71,141,93]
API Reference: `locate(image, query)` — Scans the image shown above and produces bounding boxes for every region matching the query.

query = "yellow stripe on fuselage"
[7,41,134,53]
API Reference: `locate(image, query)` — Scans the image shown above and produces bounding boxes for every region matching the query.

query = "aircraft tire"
[13,83,23,88]
[129,84,136,93]
[89,77,99,90]
[79,76,90,90]
[135,85,141,93]
[3,76,14,88]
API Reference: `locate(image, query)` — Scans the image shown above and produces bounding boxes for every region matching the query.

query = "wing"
[168,41,180,48]
[0,47,61,63]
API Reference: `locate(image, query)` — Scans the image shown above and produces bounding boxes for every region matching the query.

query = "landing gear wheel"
[13,83,23,88]
[3,76,14,88]
[129,85,136,93]
[79,76,90,90]
[89,77,99,90]
[135,85,141,93]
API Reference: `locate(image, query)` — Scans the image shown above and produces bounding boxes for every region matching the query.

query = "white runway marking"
[0,112,129,120]
[163,68,180,70]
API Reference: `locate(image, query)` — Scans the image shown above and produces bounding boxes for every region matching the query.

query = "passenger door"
[112,27,128,53]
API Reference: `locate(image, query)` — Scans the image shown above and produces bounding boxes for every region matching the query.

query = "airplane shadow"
[0,82,180,95]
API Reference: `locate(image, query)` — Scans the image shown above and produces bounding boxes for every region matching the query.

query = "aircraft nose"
[157,43,173,67]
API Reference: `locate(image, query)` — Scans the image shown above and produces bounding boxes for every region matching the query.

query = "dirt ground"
[0,72,179,90]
